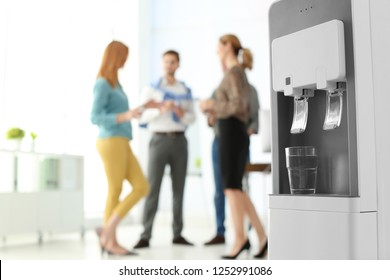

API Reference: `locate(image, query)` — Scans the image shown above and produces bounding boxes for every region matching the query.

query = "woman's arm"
[90,80,118,127]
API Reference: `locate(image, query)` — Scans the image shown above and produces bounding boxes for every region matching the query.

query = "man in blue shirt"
[134,50,196,248]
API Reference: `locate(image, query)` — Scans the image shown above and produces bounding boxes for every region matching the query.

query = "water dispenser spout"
[323,82,346,130]
[290,89,314,134]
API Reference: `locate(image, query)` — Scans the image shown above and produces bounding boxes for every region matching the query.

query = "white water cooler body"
[268,0,390,259]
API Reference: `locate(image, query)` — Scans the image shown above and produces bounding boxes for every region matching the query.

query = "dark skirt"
[218,117,249,190]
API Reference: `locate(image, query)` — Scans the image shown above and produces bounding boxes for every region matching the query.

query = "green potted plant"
[30,132,38,151]
[30,132,37,141]
[5,127,25,150]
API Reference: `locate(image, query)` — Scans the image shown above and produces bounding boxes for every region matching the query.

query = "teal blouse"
[90,77,132,139]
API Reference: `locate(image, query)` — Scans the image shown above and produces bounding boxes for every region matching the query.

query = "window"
[0,0,140,217]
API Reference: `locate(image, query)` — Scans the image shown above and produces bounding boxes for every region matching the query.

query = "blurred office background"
[0,0,273,258]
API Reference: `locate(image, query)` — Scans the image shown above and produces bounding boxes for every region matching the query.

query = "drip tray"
[269,195,361,213]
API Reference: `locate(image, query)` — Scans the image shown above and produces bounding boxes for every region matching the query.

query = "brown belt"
[154,131,185,137]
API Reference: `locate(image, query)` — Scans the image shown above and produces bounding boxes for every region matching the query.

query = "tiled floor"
[0,221,268,260]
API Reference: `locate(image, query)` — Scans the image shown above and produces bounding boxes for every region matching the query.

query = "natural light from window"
[0,0,140,218]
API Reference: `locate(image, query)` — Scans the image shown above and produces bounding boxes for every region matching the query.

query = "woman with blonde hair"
[200,34,268,259]
[91,41,154,256]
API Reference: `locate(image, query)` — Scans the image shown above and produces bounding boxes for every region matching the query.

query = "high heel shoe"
[254,240,268,259]
[101,242,138,256]
[221,240,251,260]
[106,249,138,256]
[95,227,103,238]
[95,227,106,256]
[96,227,138,256]
[101,245,138,257]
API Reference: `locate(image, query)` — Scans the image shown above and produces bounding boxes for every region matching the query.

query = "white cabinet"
[0,194,12,234]
[0,150,84,241]
[10,193,39,234]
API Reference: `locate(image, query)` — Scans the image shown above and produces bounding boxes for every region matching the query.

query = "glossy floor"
[0,172,270,260]
[0,222,268,260]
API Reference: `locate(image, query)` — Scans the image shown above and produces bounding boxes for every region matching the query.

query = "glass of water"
[285,146,318,194]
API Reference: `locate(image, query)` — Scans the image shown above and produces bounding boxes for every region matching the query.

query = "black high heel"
[96,227,138,256]
[95,227,103,237]
[254,240,268,259]
[221,240,251,260]
[95,227,106,256]
[106,249,138,256]
[101,241,138,256]
[101,242,138,256]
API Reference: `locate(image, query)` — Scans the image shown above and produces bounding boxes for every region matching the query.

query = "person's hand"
[199,99,215,113]
[207,113,216,127]
[160,100,175,113]
[116,108,142,123]
[126,108,142,119]
[134,99,162,114]
[173,106,184,118]
[247,128,255,136]
[143,99,162,109]
[160,101,185,119]
[164,100,176,110]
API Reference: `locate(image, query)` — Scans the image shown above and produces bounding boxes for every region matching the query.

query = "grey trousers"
[140,134,188,240]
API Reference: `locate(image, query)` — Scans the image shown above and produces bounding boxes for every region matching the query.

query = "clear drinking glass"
[285,146,318,194]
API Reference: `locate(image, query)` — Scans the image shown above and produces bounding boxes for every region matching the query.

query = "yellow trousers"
[96,137,149,223]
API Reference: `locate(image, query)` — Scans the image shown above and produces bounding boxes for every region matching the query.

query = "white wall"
[149,0,273,106]
[0,1,6,122]
[0,0,141,219]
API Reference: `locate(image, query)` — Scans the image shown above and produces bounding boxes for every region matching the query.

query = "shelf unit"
[0,149,84,243]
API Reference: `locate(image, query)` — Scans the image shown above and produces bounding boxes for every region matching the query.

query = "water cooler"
[268,0,390,259]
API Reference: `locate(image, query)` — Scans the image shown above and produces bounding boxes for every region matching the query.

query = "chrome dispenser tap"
[323,82,346,130]
[290,89,314,134]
